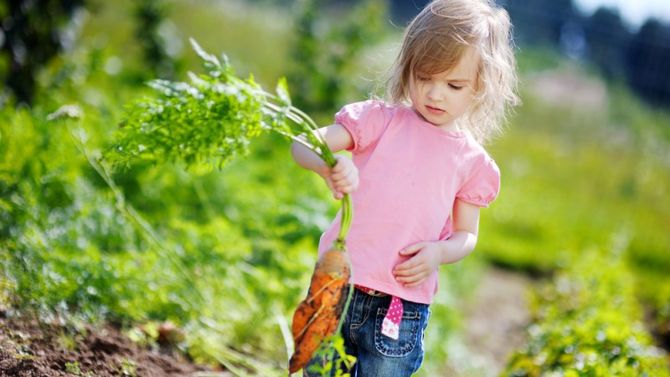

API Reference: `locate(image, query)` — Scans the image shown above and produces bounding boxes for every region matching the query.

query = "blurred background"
[1,0,669,376]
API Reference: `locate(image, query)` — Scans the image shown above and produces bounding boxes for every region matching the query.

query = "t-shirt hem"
[456,196,492,208]
[336,117,359,152]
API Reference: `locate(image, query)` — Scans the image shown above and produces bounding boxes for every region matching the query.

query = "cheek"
[459,91,476,108]
[409,84,424,102]
[452,94,474,113]
[451,93,467,106]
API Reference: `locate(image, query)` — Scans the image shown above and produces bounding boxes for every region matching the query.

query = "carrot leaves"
[106,38,335,170]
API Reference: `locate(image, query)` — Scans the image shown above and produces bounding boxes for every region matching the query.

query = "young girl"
[290,0,518,375]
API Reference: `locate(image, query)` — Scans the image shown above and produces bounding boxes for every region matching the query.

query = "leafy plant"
[133,0,176,79]
[107,35,355,248]
[119,358,138,377]
[109,39,321,167]
[289,0,386,115]
[65,361,82,375]
[305,335,357,377]
[0,0,85,104]
[504,251,669,377]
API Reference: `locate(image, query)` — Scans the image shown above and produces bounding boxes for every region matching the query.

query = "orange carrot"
[289,305,337,373]
[289,247,351,373]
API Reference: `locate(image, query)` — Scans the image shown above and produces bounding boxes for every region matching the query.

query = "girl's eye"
[417,75,431,82]
[449,84,464,90]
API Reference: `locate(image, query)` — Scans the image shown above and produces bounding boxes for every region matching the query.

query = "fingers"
[403,275,429,288]
[332,174,358,191]
[325,177,354,200]
[333,183,357,195]
[395,270,430,287]
[323,177,342,200]
[399,243,425,256]
[329,157,358,198]
[393,264,423,278]
[332,159,357,179]
[332,155,349,172]
[331,178,357,197]
[332,158,345,173]
[394,245,425,271]
[393,247,432,287]
[331,169,356,182]
[394,257,420,272]
[332,156,356,176]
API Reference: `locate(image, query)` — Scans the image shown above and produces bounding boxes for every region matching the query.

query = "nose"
[426,83,445,102]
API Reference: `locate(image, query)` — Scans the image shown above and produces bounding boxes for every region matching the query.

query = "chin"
[427,117,448,126]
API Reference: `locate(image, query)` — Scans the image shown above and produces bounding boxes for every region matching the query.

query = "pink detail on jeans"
[381,295,403,340]
[356,285,404,340]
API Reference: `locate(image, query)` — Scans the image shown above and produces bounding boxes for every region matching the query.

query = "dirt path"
[0,310,221,377]
[445,267,535,377]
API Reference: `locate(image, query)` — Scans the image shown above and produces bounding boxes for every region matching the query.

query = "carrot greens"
[106,38,352,245]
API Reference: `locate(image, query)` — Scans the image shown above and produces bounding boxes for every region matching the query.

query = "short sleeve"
[456,156,501,207]
[335,100,389,153]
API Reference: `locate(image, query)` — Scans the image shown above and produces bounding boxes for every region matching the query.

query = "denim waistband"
[354,284,388,297]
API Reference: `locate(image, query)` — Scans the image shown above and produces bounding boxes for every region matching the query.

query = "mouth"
[425,105,445,115]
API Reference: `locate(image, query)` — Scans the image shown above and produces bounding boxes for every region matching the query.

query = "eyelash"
[416,76,464,90]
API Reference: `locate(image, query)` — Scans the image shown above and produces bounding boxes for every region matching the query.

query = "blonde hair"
[387,0,519,144]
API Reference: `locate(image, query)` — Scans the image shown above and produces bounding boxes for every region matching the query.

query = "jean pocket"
[373,308,423,357]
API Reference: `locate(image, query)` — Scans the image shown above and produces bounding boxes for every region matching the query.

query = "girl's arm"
[290,124,359,199]
[438,199,480,264]
[290,124,353,174]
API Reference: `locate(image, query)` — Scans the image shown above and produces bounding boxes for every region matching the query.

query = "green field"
[1,0,669,376]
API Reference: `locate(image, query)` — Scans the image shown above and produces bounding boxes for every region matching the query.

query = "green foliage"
[0,0,85,103]
[635,270,670,349]
[2,1,669,376]
[119,358,138,377]
[417,255,486,377]
[65,361,82,375]
[133,0,176,79]
[305,335,357,376]
[516,48,564,73]
[504,251,669,377]
[479,68,670,327]
[167,0,293,86]
[0,99,324,374]
[107,39,334,170]
[289,0,387,116]
[0,44,321,374]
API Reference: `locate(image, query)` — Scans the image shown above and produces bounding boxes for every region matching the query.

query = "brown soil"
[462,268,533,369]
[444,267,535,377]
[0,310,215,377]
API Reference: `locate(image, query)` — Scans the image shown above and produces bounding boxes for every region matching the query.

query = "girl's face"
[408,48,479,130]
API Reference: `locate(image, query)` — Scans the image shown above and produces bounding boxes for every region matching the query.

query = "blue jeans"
[304,287,431,377]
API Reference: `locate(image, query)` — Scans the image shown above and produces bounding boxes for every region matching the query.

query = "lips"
[425,105,445,115]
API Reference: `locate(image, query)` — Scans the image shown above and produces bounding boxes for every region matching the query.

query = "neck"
[437,120,461,132]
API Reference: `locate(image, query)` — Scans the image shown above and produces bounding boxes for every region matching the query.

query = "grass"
[482,54,670,268]
[168,0,294,85]
[479,58,670,335]
[2,1,670,375]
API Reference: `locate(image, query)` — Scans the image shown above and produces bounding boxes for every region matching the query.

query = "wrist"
[436,231,478,265]
[435,240,451,265]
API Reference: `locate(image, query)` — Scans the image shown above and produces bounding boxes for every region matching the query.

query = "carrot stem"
[334,194,352,249]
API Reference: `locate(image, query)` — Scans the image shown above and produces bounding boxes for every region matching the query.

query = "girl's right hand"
[321,155,359,200]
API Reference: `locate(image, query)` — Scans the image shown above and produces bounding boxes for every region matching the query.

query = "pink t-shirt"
[317,100,500,304]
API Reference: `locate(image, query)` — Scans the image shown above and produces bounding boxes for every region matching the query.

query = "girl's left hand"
[393,242,443,287]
